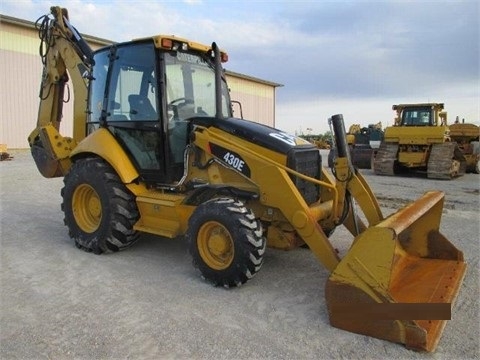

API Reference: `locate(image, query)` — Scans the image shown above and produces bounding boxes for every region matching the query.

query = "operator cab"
[401,107,433,126]
[87,38,231,185]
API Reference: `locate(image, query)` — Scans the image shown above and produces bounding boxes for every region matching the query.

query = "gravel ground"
[1,149,479,360]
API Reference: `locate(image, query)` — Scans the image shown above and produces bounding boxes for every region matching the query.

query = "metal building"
[0,14,282,149]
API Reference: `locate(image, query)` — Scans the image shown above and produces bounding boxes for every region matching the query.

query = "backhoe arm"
[28,6,94,178]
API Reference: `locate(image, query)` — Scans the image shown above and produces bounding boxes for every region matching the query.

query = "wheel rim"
[197,221,234,270]
[72,184,102,233]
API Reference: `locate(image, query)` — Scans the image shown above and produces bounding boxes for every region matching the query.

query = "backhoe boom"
[28,7,93,178]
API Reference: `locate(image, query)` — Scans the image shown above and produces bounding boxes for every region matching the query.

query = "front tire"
[61,158,140,254]
[187,198,266,288]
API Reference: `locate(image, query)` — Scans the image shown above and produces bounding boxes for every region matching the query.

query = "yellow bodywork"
[376,103,467,177]
[326,191,465,351]
[46,118,466,352]
[71,129,139,183]
[384,125,447,145]
[384,122,447,170]
[29,6,467,353]
[28,6,89,178]
[449,123,480,173]
[28,125,76,177]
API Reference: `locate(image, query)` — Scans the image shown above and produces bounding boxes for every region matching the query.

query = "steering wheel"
[168,98,186,121]
[168,97,187,107]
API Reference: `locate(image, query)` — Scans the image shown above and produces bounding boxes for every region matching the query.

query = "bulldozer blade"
[325,191,466,352]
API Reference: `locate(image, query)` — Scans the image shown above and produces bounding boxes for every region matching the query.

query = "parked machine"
[299,134,331,149]
[313,138,331,149]
[373,103,467,179]
[328,123,384,169]
[449,120,480,173]
[0,144,13,161]
[28,7,466,352]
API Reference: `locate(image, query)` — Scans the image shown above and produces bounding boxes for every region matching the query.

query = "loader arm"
[28,6,94,178]
[192,123,344,271]
[193,114,465,352]
[191,116,387,272]
[325,115,466,352]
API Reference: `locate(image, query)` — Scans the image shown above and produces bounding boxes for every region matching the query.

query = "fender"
[70,128,139,183]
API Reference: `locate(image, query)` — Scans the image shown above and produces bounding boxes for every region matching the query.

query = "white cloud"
[2,0,478,136]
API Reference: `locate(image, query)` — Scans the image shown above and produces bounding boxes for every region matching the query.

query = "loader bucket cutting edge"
[325,191,466,352]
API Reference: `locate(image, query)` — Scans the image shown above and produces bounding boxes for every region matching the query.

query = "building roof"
[1,13,282,88]
[225,70,283,88]
[0,13,112,47]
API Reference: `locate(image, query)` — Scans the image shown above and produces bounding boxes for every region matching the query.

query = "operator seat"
[128,95,158,121]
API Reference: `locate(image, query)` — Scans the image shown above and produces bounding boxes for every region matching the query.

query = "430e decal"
[209,143,251,177]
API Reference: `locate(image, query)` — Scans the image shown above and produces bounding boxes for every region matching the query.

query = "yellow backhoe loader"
[28,7,466,352]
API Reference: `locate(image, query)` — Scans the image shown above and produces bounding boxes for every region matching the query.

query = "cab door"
[89,42,175,184]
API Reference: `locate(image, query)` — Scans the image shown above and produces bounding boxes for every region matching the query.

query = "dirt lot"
[1,149,479,359]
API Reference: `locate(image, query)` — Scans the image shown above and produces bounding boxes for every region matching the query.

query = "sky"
[1,0,479,134]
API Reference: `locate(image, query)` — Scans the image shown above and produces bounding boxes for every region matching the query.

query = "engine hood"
[191,117,313,154]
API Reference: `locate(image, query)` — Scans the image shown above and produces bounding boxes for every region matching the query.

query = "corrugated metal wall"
[1,21,47,149]
[228,75,276,127]
[0,15,278,149]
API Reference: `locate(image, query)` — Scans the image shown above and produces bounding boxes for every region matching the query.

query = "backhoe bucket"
[326,191,466,352]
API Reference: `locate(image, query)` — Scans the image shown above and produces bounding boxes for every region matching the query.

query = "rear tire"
[187,198,266,287]
[61,158,140,254]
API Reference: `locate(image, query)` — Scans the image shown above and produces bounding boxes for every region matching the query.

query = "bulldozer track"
[427,143,467,179]
[373,143,398,176]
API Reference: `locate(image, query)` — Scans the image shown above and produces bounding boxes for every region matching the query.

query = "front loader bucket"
[326,191,466,352]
